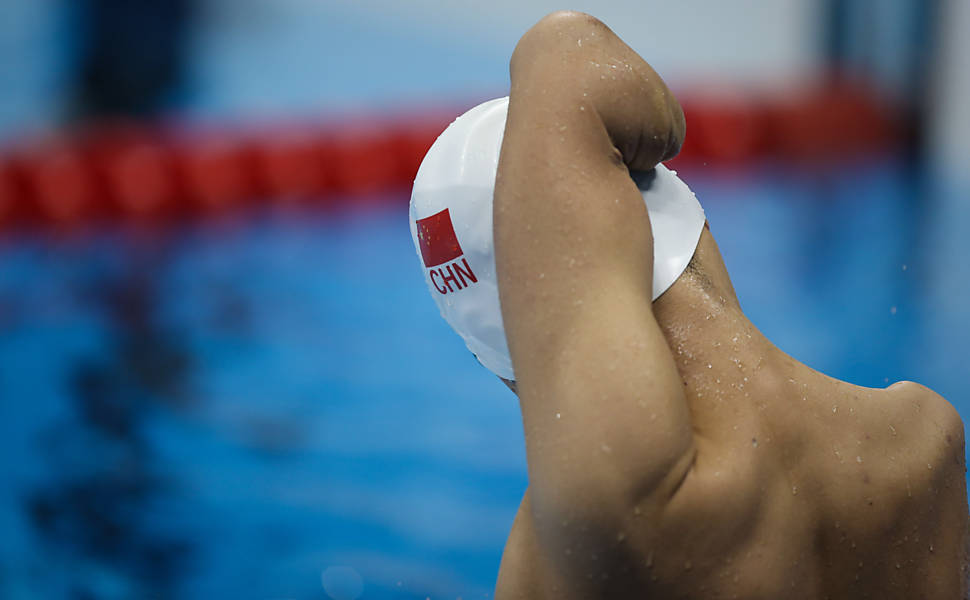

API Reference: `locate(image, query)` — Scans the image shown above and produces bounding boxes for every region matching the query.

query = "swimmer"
[410,11,968,598]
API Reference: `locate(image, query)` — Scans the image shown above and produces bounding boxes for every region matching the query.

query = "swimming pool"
[0,157,967,598]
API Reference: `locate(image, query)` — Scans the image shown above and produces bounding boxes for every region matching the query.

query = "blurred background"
[0,0,968,598]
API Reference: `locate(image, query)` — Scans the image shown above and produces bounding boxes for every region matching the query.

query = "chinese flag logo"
[416,208,463,267]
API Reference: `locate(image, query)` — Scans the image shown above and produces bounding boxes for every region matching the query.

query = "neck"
[653,226,743,330]
[652,228,793,388]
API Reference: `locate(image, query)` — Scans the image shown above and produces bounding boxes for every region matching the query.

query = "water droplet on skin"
[707,363,712,369]
[752,438,758,448]
[616,532,626,542]
[792,485,798,495]
[930,544,934,553]
[556,413,561,419]
[856,456,863,463]
[601,443,612,454]
[833,405,838,414]
[645,552,654,567]
[889,425,897,436]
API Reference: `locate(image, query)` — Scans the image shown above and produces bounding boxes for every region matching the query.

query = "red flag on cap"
[416,208,463,267]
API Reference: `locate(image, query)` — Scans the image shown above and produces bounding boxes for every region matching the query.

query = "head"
[410,97,707,385]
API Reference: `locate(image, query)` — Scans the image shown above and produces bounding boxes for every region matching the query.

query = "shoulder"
[819,380,965,522]
[886,380,964,447]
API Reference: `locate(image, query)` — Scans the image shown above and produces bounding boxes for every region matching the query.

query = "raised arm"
[494,8,694,569]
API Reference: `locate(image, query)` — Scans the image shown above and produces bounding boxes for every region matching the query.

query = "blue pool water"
[0,158,967,599]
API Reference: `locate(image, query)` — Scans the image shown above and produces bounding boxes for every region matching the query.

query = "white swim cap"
[409,97,706,381]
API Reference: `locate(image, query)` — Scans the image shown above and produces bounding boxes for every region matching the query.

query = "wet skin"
[497,228,969,599]
[492,11,968,599]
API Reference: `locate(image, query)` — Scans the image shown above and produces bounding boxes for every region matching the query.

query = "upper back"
[627,269,967,598]
[657,352,967,599]
[497,262,968,600]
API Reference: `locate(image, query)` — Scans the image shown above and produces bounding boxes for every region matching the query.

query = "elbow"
[533,9,604,30]
[526,10,608,38]
[510,11,608,75]
[508,11,684,168]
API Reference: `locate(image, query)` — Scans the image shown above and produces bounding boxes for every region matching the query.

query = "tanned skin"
[493,11,968,599]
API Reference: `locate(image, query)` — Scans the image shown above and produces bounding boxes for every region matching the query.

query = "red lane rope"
[0,82,899,231]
